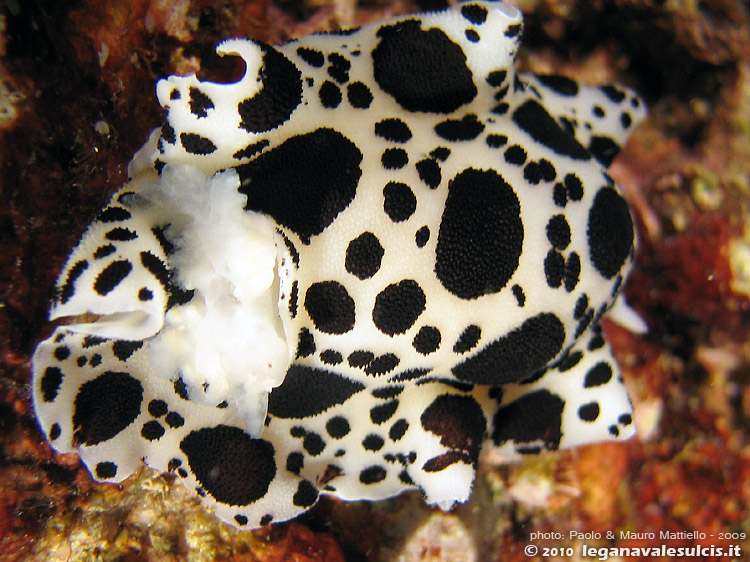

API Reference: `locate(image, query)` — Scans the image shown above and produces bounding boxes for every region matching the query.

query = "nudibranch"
[32,0,646,528]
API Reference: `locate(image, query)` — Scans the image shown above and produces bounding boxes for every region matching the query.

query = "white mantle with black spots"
[33,0,645,529]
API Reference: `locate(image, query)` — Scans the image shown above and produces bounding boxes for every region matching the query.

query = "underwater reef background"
[1,0,750,560]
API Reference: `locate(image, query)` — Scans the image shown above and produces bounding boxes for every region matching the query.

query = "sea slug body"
[32,0,646,528]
